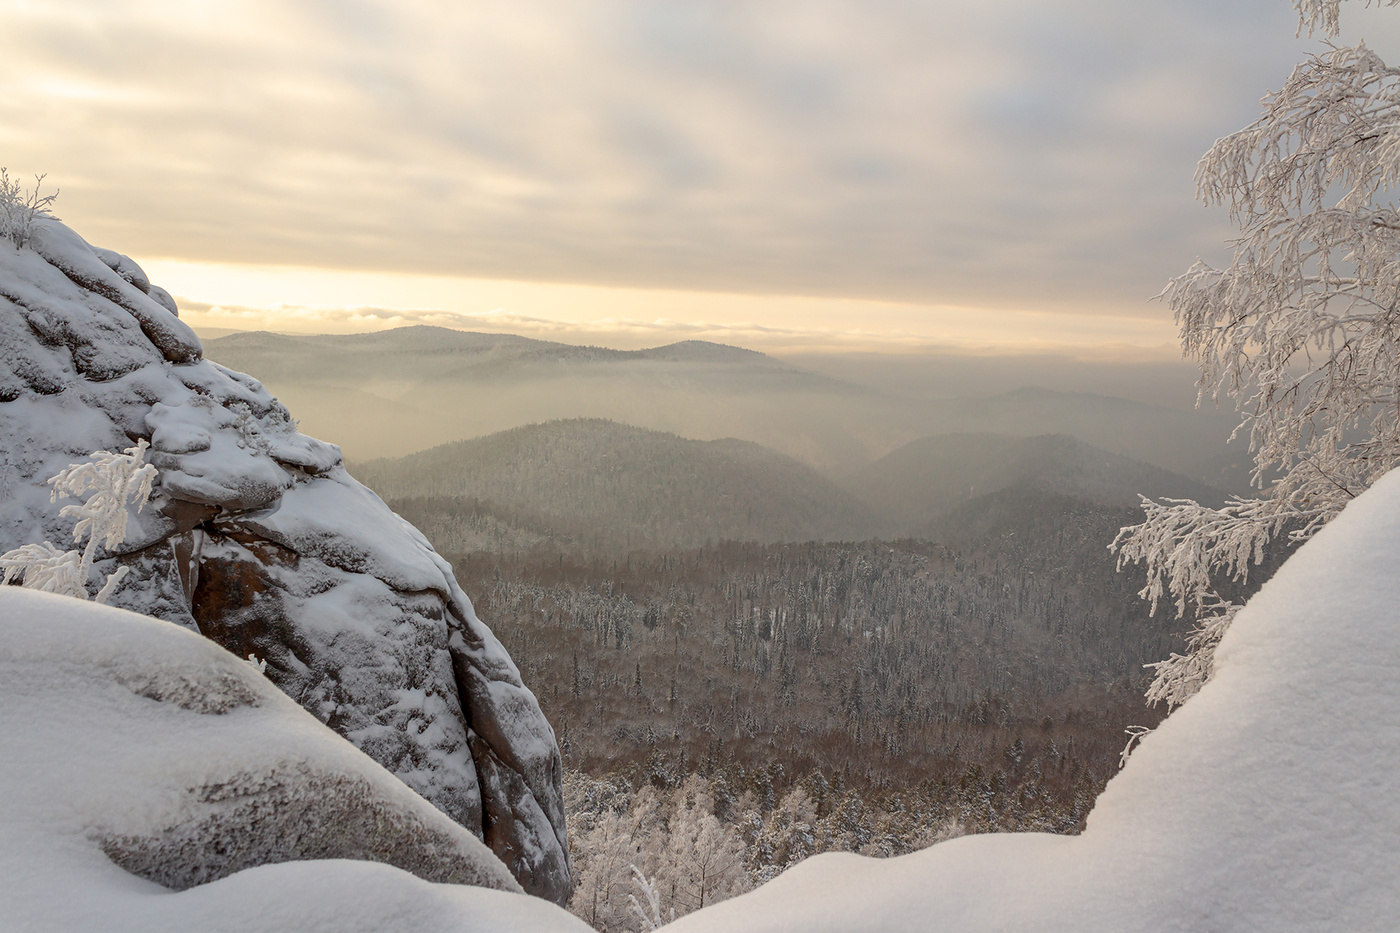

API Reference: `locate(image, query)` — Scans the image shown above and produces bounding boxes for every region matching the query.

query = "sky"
[3,0,1400,357]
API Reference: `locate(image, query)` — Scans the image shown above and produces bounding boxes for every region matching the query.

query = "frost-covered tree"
[1114,0,1400,709]
[0,441,157,603]
[658,777,749,913]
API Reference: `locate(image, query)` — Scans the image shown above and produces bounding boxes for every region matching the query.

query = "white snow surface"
[668,470,1400,933]
[0,589,590,933]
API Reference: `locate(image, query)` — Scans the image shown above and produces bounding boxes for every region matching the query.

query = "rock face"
[0,219,570,903]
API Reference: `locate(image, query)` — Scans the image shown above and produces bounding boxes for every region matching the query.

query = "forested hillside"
[355,420,879,549]
[454,501,1172,785]
[844,433,1227,533]
[348,412,1287,928]
[359,421,1233,553]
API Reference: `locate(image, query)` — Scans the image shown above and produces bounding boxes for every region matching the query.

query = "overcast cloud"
[3,0,1399,320]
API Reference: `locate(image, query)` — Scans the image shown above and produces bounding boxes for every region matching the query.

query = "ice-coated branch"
[1119,7,1400,709]
[1293,0,1400,37]
[0,542,87,599]
[48,439,157,580]
[626,865,671,933]
[1113,497,1281,618]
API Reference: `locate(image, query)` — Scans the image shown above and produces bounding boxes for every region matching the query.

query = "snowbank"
[0,218,570,901]
[0,588,590,933]
[667,470,1400,932]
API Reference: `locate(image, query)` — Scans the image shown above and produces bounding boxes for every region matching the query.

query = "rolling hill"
[205,327,897,472]
[204,327,1248,490]
[843,432,1229,533]
[352,419,880,551]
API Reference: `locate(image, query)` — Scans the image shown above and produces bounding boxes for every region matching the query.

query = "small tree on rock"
[1,441,157,603]
[0,168,58,248]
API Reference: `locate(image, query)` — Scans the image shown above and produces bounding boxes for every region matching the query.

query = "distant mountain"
[205,327,1249,491]
[205,327,898,472]
[353,419,880,551]
[909,390,1249,492]
[206,327,788,379]
[844,432,1228,533]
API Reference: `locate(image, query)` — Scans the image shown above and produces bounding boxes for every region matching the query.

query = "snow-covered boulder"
[0,588,591,933]
[665,470,1400,932]
[0,219,570,902]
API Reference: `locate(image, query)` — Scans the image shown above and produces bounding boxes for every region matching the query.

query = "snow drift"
[0,218,569,901]
[0,588,590,933]
[665,470,1400,932]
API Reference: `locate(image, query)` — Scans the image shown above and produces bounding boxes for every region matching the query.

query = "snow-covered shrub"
[0,441,157,603]
[0,168,59,248]
[625,865,671,932]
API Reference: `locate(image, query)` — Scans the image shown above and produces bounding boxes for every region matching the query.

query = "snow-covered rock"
[0,588,591,933]
[0,219,570,902]
[666,470,1400,932]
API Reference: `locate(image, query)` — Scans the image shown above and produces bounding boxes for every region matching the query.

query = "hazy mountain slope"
[906,390,1248,493]
[846,432,1228,532]
[204,327,1247,490]
[204,327,902,471]
[354,419,880,550]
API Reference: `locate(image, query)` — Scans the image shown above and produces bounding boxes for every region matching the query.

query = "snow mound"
[0,219,569,901]
[666,470,1400,933]
[0,588,590,932]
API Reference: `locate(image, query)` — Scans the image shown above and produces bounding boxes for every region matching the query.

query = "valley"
[205,327,1286,928]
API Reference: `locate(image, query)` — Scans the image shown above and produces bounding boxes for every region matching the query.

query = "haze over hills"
[844,432,1228,534]
[206,327,899,473]
[203,326,1249,490]
[356,419,1233,554]
[353,419,880,551]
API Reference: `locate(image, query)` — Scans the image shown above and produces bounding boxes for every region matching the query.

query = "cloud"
[4,0,1397,321]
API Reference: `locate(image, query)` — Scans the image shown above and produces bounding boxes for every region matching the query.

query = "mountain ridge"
[354,418,880,551]
[843,431,1229,534]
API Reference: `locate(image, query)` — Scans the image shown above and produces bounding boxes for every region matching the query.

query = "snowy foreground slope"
[0,219,568,900]
[669,471,1400,933]
[0,590,589,933]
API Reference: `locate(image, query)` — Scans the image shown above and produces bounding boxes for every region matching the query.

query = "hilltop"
[844,432,1227,533]
[353,418,879,551]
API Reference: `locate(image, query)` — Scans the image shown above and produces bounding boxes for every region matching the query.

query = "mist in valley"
[199,323,1291,915]
[205,326,1251,492]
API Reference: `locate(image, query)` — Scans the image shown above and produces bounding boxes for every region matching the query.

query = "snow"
[0,217,573,901]
[0,588,591,933]
[667,469,1400,933]
[26,218,201,364]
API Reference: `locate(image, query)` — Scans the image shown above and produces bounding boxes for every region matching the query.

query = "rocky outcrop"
[0,219,570,903]
[0,588,594,933]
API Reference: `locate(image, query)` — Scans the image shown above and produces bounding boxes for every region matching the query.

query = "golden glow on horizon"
[143,258,1181,359]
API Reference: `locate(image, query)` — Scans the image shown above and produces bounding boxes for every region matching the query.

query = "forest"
[422,491,1198,927]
